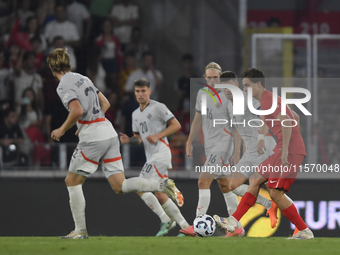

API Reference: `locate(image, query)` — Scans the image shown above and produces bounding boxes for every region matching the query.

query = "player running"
[47,48,182,239]
[214,68,314,239]
[218,71,295,234]
[120,78,189,237]
[181,62,241,237]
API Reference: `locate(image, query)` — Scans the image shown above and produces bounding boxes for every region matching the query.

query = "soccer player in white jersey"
[47,48,182,239]
[181,62,242,237]
[120,78,190,237]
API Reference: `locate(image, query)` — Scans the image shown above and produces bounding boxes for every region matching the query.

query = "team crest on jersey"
[147,113,152,119]
[216,102,221,109]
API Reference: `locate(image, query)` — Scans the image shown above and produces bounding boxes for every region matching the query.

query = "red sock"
[232,192,257,221]
[281,204,308,231]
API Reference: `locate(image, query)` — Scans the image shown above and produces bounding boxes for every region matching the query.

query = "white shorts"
[139,161,168,181]
[235,136,276,179]
[203,149,233,176]
[69,137,124,178]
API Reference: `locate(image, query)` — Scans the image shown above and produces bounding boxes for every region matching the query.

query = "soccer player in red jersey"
[214,68,313,239]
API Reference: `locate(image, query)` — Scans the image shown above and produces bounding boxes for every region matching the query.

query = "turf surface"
[0,236,339,255]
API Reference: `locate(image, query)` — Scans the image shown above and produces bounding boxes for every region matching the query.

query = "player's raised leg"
[155,192,190,231]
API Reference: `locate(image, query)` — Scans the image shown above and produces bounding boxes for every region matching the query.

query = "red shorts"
[257,152,305,192]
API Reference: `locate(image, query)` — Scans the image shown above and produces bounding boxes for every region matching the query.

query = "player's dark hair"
[134,78,150,88]
[220,71,237,82]
[46,48,72,73]
[242,68,266,88]
[142,51,153,59]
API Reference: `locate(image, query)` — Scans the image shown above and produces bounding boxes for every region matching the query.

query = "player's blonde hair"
[46,48,72,73]
[203,62,222,77]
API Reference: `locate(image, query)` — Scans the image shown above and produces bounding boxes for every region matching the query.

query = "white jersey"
[195,88,234,151]
[57,72,117,143]
[132,100,174,168]
[227,91,273,153]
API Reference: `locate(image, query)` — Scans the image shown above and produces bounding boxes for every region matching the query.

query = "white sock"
[162,199,190,229]
[122,178,163,193]
[196,189,210,216]
[223,192,242,228]
[232,184,272,210]
[67,185,86,233]
[141,192,170,223]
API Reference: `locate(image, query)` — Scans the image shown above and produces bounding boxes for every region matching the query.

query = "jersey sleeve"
[57,83,78,111]
[157,103,175,123]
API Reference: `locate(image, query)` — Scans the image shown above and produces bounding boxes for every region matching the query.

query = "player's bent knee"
[228,182,238,191]
[269,189,285,201]
[198,179,211,189]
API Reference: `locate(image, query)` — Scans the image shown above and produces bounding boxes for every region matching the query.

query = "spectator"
[87,47,106,93]
[89,0,114,41]
[125,26,149,65]
[13,51,43,111]
[17,0,34,26]
[110,0,139,50]
[5,42,18,69]
[95,19,123,90]
[36,0,55,26]
[176,53,194,100]
[117,50,138,98]
[30,36,44,71]
[47,36,77,71]
[25,16,47,52]
[0,51,11,101]
[44,4,80,48]
[19,87,49,166]
[0,108,26,166]
[125,51,163,100]
[18,88,42,130]
[0,91,12,121]
[65,0,92,41]
[105,91,121,129]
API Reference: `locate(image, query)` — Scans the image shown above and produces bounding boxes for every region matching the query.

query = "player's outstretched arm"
[277,113,293,166]
[186,111,202,158]
[231,125,242,165]
[98,92,110,114]
[51,100,83,141]
[146,118,181,144]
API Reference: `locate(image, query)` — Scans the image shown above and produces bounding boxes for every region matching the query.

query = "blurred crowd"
[0,0,193,169]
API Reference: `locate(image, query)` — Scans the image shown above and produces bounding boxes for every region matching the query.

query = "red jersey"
[260,90,307,156]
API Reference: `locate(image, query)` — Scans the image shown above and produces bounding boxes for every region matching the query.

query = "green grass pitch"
[0,237,340,255]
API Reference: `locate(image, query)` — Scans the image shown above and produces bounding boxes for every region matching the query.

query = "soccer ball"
[193,214,216,237]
